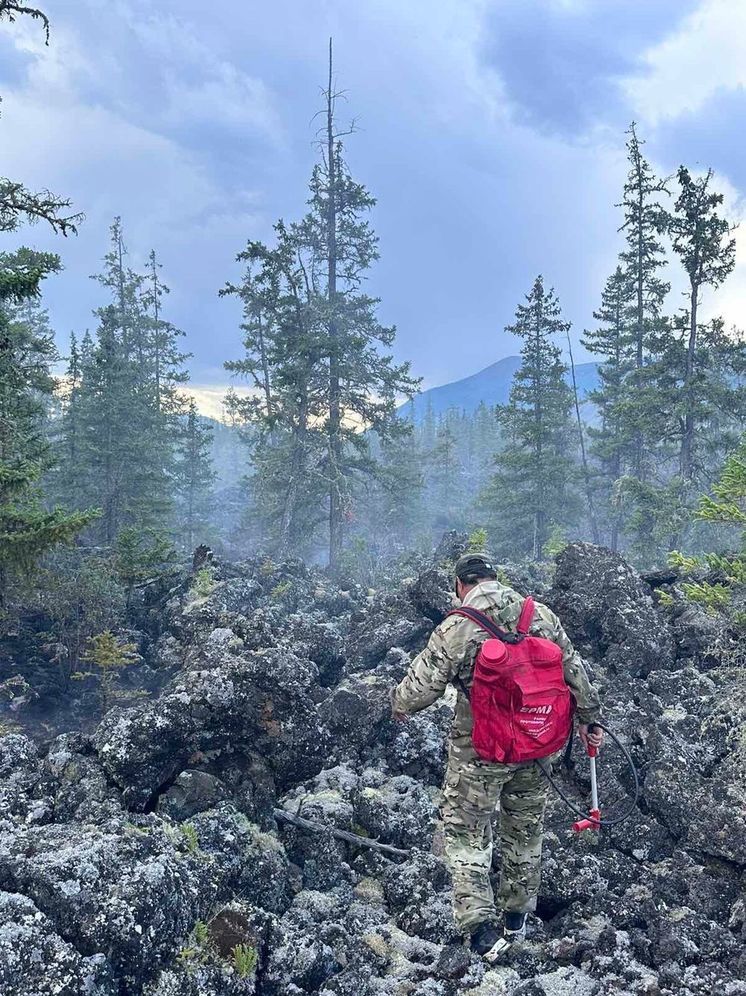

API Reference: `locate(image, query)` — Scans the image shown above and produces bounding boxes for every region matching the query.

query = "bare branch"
[274,807,408,858]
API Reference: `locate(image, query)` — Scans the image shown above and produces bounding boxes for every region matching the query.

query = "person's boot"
[469,921,507,963]
[504,911,528,943]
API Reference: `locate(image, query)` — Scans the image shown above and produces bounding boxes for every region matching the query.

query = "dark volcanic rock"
[157,769,230,820]
[547,542,675,677]
[0,817,213,990]
[1,540,745,996]
[93,645,330,808]
[0,889,115,996]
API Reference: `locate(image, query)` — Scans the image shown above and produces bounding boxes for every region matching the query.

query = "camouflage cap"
[454,552,498,583]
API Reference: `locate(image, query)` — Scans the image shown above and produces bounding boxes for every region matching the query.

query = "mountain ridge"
[401,354,599,421]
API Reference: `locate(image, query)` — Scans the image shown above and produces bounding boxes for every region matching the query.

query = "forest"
[2,5,746,996]
[2,22,744,626]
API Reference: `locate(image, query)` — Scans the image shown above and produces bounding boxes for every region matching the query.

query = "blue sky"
[1,0,745,415]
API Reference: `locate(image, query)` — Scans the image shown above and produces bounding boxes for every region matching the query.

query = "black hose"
[536,723,640,828]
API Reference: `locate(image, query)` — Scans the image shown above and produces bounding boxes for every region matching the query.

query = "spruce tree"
[174,400,216,552]
[222,224,328,557]
[223,43,418,563]
[56,221,189,545]
[0,252,94,601]
[72,305,141,543]
[482,276,578,558]
[667,167,737,482]
[299,40,420,568]
[140,249,190,417]
[618,123,670,481]
[582,266,636,549]
[428,414,463,532]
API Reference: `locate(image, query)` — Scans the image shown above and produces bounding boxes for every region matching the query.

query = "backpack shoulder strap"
[446,606,506,640]
[517,596,535,634]
[445,606,506,701]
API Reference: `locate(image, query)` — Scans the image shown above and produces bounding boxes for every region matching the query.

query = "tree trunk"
[257,312,273,419]
[326,37,342,571]
[567,334,600,544]
[533,297,545,558]
[116,224,129,358]
[680,282,698,480]
[633,181,645,480]
[610,295,623,552]
[278,395,309,557]
[150,252,161,412]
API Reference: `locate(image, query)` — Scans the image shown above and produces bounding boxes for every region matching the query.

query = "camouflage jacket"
[391,580,602,755]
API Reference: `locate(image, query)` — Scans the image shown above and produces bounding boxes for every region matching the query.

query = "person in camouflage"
[390,553,603,960]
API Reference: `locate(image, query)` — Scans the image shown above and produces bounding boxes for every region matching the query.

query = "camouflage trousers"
[441,744,552,932]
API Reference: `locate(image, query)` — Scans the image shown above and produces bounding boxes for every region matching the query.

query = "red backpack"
[447,597,574,764]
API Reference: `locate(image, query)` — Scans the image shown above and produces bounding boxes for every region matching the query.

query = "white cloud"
[697,173,746,331]
[626,0,746,125]
[120,7,284,140]
[177,383,255,422]
[0,3,268,359]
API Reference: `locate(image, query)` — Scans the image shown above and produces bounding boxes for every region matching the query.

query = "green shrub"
[669,441,746,618]
[71,630,139,711]
[7,546,127,678]
[270,580,292,600]
[542,525,568,560]
[192,567,217,598]
[466,527,488,553]
[113,527,179,607]
[180,822,200,854]
[232,942,258,978]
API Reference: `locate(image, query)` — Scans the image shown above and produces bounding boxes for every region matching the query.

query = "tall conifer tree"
[0,254,93,600]
[55,221,190,545]
[482,276,577,558]
[300,40,419,568]
[618,123,670,481]
[582,266,635,549]
[223,42,418,562]
[667,167,737,482]
[174,400,216,552]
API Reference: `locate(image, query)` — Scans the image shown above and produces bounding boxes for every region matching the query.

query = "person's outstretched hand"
[389,687,408,722]
[578,724,604,750]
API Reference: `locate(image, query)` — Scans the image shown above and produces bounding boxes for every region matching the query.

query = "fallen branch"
[273,807,409,858]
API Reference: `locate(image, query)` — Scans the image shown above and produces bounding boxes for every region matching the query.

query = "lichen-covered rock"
[547,543,675,677]
[187,804,295,914]
[0,733,55,830]
[318,674,391,760]
[345,593,432,672]
[405,566,456,624]
[381,699,451,786]
[0,817,214,989]
[665,601,724,667]
[143,963,257,996]
[157,769,230,820]
[44,731,124,824]
[93,647,330,808]
[0,890,115,996]
[355,773,438,851]
[1,540,745,996]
